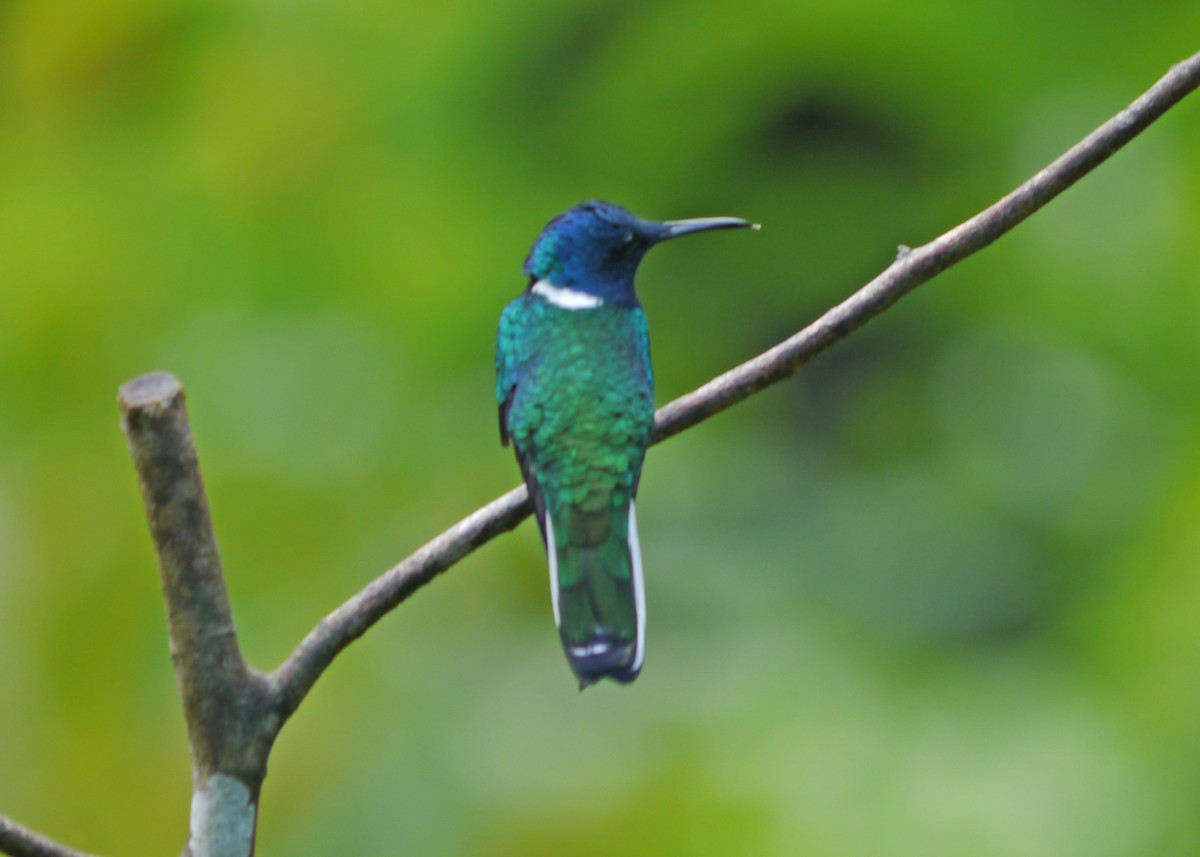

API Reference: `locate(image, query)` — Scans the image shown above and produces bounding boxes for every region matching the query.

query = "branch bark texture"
[0,817,99,857]
[118,374,277,857]
[2,48,1199,857]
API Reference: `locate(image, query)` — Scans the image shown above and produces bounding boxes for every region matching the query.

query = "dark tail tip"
[566,636,641,687]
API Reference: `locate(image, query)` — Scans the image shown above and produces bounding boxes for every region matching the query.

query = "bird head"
[523,200,755,306]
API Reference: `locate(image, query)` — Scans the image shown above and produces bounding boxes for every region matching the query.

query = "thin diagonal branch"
[269,49,1200,716]
[654,51,1200,441]
[0,817,100,857]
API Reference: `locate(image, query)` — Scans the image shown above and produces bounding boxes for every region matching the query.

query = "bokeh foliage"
[1,1,1199,854]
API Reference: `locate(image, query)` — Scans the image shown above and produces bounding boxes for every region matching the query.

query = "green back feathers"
[496,293,653,684]
[496,294,653,454]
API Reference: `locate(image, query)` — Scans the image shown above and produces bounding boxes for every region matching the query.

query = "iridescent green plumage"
[497,294,653,682]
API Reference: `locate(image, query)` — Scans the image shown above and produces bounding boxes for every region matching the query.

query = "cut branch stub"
[119,372,275,857]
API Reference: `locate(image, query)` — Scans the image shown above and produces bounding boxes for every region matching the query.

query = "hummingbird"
[495,200,755,687]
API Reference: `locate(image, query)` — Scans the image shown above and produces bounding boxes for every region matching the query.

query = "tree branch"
[119,373,276,857]
[269,49,1200,716]
[653,50,1200,442]
[0,817,100,857]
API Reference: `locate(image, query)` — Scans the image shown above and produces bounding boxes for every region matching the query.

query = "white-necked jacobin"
[495,200,755,687]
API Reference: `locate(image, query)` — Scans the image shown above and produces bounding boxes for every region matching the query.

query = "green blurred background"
[1,1,1199,854]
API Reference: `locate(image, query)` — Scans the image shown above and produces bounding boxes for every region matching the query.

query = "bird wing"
[495,294,551,540]
[495,295,531,447]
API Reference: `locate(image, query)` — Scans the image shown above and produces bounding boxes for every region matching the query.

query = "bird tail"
[544,500,645,686]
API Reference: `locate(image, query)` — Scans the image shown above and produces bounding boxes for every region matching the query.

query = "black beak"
[657,216,758,241]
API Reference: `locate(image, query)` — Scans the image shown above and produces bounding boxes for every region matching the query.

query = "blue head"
[524,200,755,306]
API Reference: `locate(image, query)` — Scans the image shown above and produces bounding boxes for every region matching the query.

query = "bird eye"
[623,231,635,244]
